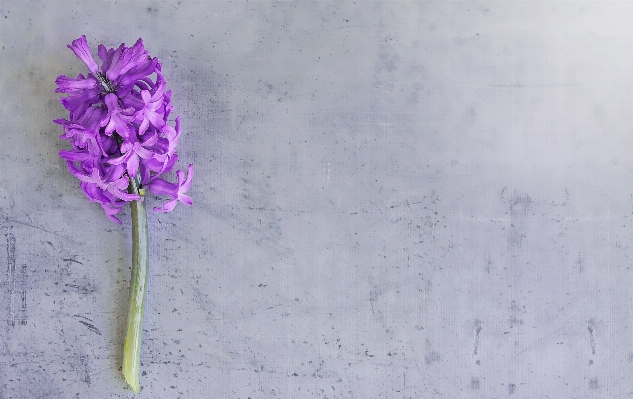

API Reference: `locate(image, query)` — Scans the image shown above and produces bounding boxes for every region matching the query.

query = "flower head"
[56,36,193,222]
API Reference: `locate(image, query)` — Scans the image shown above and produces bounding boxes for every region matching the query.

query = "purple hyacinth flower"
[101,93,135,137]
[90,168,141,202]
[147,164,194,212]
[105,38,152,82]
[56,36,194,222]
[135,86,166,136]
[108,133,158,177]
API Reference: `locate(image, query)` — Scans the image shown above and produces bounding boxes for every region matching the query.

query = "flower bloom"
[55,35,193,223]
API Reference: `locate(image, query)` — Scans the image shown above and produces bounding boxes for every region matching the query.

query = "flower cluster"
[55,36,193,223]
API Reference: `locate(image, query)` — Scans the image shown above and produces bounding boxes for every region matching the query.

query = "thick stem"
[122,177,149,393]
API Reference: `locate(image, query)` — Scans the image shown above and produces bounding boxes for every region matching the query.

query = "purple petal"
[97,44,110,72]
[101,204,123,224]
[178,193,192,206]
[110,186,140,202]
[120,140,134,154]
[153,198,178,213]
[134,142,155,160]
[96,131,118,156]
[159,153,179,175]
[141,154,174,177]
[149,137,170,156]
[91,168,108,190]
[139,162,151,186]
[140,90,151,103]
[68,36,99,73]
[104,44,129,81]
[137,118,150,136]
[78,106,107,132]
[147,110,165,129]
[59,150,92,162]
[120,91,144,111]
[60,88,99,112]
[179,164,194,193]
[146,177,178,198]
[103,92,131,114]
[66,160,94,183]
[126,152,140,177]
[55,74,98,93]
[101,93,134,136]
[142,132,159,147]
[118,57,157,90]
[112,175,130,191]
[102,163,126,183]
[80,182,104,203]
[108,152,130,165]
[135,80,151,91]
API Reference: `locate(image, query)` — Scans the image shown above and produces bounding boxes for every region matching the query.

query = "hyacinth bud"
[55,36,193,223]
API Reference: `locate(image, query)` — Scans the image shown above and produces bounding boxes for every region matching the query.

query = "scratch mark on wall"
[506,191,531,249]
[473,319,481,355]
[78,320,102,335]
[17,264,27,325]
[64,283,96,295]
[4,224,16,327]
[588,319,596,356]
[369,286,382,315]
[79,354,92,385]
[61,258,84,265]
[75,315,102,335]
[577,253,584,273]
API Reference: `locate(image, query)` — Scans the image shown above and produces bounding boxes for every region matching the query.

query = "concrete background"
[1,0,633,397]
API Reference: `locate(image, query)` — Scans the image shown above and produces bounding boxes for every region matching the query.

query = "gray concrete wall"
[1,1,632,397]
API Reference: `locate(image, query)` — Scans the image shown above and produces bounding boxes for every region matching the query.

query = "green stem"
[122,177,149,393]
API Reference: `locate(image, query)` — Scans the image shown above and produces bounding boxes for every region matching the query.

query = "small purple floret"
[56,36,194,223]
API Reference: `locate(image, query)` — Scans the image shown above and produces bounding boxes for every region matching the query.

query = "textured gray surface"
[1,0,633,398]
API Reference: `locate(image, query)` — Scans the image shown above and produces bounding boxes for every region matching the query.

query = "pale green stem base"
[122,179,149,393]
